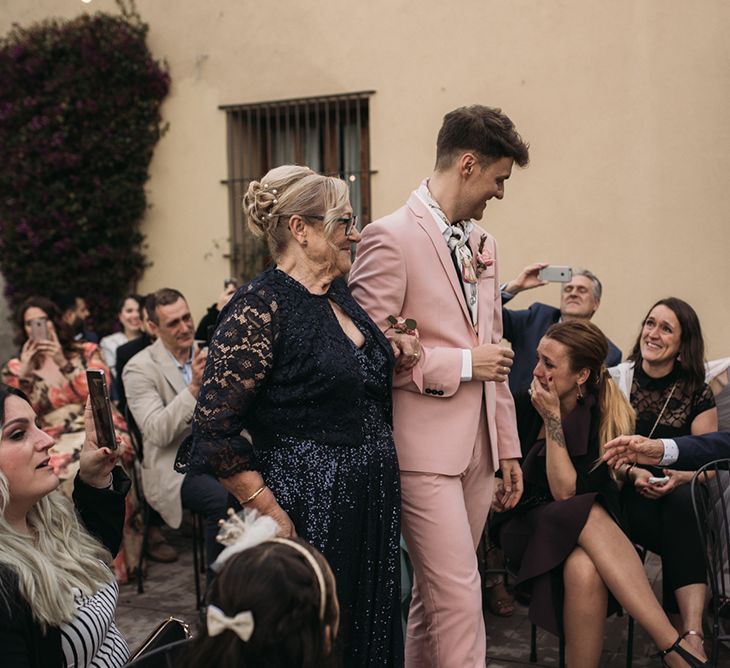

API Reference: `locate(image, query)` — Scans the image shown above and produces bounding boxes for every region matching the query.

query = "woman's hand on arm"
[530,376,577,500]
[388,332,421,372]
[79,397,120,488]
[220,471,296,538]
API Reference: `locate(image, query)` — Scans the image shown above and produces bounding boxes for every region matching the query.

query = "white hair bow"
[207,604,255,642]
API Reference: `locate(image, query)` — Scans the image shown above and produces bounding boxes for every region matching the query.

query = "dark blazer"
[502,297,622,394]
[673,432,730,470]
[115,333,152,413]
[0,469,129,668]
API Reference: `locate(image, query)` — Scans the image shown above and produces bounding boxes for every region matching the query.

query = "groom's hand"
[497,458,523,510]
[471,344,514,382]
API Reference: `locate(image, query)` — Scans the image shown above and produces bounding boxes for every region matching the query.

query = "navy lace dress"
[176,267,403,667]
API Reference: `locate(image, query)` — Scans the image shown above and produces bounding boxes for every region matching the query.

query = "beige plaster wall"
[2,0,729,359]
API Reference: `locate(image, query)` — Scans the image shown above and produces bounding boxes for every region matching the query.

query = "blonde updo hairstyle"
[244,165,350,259]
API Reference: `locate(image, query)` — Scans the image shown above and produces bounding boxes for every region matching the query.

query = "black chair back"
[124,404,145,463]
[691,458,730,665]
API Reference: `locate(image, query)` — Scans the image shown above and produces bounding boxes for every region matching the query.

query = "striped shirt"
[59,580,129,667]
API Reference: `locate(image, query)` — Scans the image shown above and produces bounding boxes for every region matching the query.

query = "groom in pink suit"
[349,106,529,667]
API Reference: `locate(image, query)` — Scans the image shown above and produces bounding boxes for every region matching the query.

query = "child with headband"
[179,510,340,668]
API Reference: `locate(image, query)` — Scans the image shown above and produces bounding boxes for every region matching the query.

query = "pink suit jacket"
[349,191,521,475]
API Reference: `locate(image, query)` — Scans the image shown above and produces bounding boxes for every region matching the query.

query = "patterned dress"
[176,268,403,667]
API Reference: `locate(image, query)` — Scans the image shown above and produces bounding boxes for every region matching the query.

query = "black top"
[0,468,129,668]
[631,362,715,439]
[115,332,153,414]
[176,267,394,479]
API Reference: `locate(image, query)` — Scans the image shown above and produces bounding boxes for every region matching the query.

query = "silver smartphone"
[538,265,573,283]
[29,317,49,341]
[86,369,117,450]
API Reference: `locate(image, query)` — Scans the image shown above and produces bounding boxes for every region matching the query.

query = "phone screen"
[86,370,117,450]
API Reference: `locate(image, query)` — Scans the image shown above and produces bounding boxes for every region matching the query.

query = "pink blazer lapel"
[407,193,473,328]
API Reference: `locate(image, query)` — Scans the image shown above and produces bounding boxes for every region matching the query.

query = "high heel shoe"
[654,635,708,667]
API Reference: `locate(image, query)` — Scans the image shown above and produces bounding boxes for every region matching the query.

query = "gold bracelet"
[241,484,267,505]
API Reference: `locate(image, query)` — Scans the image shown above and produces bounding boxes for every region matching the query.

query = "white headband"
[213,509,329,626]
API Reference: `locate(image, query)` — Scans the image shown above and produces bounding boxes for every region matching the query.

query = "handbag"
[129,616,191,661]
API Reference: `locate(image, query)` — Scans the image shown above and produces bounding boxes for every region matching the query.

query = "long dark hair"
[14,296,80,356]
[627,297,706,395]
[0,384,30,420]
[180,538,339,668]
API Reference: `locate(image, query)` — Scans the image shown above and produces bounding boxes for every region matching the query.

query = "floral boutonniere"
[386,315,419,337]
[473,233,494,277]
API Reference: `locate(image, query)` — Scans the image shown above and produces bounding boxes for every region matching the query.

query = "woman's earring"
[302,238,308,247]
[576,383,584,403]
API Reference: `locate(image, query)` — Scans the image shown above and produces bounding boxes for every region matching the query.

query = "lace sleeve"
[175,289,277,479]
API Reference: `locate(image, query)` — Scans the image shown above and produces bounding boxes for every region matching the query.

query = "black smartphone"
[86,369,118,450]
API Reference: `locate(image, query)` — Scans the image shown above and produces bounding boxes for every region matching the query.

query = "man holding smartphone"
[500,265,622,394]
[123,288,232,574]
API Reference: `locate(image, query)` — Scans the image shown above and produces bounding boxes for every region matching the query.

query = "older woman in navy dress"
[176,165,410,667]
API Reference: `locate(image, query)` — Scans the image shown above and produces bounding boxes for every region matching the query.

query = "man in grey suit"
[123,288,231,570]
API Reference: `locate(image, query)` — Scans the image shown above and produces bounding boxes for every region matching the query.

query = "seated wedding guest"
[99,294,143,379]
[1,296,137,581]
[176,165,412,667]
[610,297,716,658]
[180,510,339,668]
[115,294,154,414]
[501,265,621,393]
[604,431,730,470]
[55,292,98,343]
[194,280,238,343]
[123,288,233,569]
[493,320,706,667]
[0,385,131,667]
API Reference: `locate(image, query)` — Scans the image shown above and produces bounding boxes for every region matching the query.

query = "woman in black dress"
[495,321,705,667]
[176,165,411,667]
[611,297,716,661]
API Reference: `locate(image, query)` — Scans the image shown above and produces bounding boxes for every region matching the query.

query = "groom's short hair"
[435,105,530,171]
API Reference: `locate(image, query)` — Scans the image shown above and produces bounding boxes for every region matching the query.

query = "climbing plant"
[0,0,169,333]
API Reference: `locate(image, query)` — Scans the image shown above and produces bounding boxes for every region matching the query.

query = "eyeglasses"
[305,214,359,236]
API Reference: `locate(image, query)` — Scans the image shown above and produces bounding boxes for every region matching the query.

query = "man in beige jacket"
[123,288,231,572]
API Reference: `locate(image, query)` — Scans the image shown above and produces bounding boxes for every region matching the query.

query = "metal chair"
[125,637,193,668]
[691,458,730,666]
[123,406,206,608]
[124,405,152,595]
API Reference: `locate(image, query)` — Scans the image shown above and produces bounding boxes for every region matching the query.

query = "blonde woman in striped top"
[0,384,130,667]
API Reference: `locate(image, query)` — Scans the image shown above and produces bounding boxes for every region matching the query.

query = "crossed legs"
[562,503,704,667]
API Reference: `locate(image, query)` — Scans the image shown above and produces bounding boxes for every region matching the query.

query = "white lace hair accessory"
[214,508,328,622]
[207,605,255,642]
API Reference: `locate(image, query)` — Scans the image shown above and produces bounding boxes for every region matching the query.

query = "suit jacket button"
[425,388,432,395]
[437,390,444,396]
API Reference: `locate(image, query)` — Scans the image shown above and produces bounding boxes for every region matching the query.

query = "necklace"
[646,380,678,439]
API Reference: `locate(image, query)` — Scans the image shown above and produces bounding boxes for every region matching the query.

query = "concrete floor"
[117,527,728,666]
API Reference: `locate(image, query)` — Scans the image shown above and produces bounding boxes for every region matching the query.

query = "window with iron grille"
[220,91,374,281]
